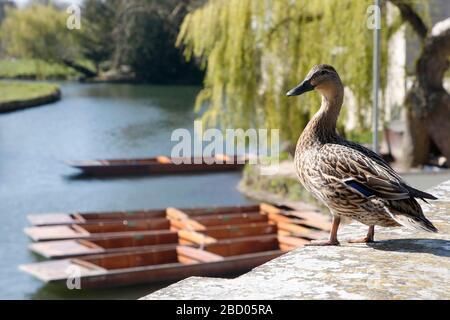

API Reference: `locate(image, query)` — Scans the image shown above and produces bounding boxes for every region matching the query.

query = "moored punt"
[177,222,278,245]
[169,212,269,231]
[275,222,330,240]
[66,154,249,176]
[29,231,180,259]
[25,203,331,242]
[170,203,331,240]
[27,204,260,226]
[167,203,329,230]
[24,218,171,241]
[29,224,296,259]
[178,221,327,245]
[259,203,331,232]
[20,236,298,288]
[165,204,261,220]
[27,209,167,226]
[180,230,309,251]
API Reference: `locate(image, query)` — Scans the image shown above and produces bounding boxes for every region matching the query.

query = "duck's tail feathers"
[386,209,438,233]
[405,186,438,200]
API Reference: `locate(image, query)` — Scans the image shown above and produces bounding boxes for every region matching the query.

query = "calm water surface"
[0,82,251,299]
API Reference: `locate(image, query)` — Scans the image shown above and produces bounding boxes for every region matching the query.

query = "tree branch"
[388,0,428,39]
[266,13,323,41]
[61,59,97,78]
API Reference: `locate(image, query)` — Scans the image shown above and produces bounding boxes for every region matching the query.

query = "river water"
[0,82,251,299]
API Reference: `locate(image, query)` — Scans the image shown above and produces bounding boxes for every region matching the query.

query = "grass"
[0,81,59,104]
[0,58,91,79]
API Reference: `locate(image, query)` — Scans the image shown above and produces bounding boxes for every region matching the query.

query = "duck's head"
[286,64,342,98]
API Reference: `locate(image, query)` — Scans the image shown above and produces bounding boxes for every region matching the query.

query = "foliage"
[78,0,116,73]
[112,0,204,83]
[0,1,204,82]
[0,3,98,77]
[0,4,80,64]
[0,81,59,105]
[178,0,394,144]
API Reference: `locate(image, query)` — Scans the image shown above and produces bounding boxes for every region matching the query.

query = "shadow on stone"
[368,238,450,257]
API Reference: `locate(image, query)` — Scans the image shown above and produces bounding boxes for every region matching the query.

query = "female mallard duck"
[287,64,438,245]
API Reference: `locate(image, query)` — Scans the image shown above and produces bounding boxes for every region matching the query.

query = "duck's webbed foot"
[306,239,340,246]
[348,237,373,243]
[306,216,341,246]
[348,225,374,243]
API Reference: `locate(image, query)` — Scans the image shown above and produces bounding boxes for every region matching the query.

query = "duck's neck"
[300,85,344,147]
[315,89,343,130]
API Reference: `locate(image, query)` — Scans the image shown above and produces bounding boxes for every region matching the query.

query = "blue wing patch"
[345,180,375,197]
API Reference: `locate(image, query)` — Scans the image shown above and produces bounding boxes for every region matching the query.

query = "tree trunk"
[401,89,430,168]
[389,0,450,168]
[61,59,97,78]
[388,1,450,167]
[416,20,450,162]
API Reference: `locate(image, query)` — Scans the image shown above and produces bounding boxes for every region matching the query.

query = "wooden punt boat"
[178,221,327,245]
[169,204,329,243]
[24,212,271,242]
[259,203,331,239]
[26,202,326,228]
[169,212,269,231]
[24,219,172,241]
[27,204,260,226]
[177,223,278,245]
[29,232,180,259]
[170,203,331,241]
[25,203,330,242]
[29,223,279,259]
[66,154,248,176]
[20,236,302,288]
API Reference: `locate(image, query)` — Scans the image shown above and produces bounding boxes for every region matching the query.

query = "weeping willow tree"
[177,0,391,146]
[0,4,95,78]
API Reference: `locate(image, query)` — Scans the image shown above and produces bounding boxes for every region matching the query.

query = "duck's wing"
[319,143,411,200]
[342,140,437,201]
[319,143,438,232]
[343,140,391,169]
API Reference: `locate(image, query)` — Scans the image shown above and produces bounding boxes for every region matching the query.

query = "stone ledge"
[141,180,450,300]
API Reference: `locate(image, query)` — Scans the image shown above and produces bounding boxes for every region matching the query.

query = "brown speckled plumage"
[287,64,437,244]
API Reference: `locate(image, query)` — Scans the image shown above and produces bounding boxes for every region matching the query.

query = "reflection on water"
[0,82,252,299]
[30,282,172,300]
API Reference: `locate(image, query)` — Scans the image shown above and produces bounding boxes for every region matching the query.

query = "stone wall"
[142,180,450,300]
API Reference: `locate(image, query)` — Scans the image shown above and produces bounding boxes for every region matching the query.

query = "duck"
[286,64,438,245]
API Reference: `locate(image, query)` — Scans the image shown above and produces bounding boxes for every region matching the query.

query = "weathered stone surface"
[142,180,450,300]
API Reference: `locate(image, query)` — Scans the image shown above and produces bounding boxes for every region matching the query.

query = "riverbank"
[0,82,61,112]
[0,59,80,80]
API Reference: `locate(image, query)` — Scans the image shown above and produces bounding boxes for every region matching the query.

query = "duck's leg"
[348,225,375,243]
[306,216,340,246]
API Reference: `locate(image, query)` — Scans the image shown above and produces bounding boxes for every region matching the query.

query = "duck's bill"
[286,80,314,96]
